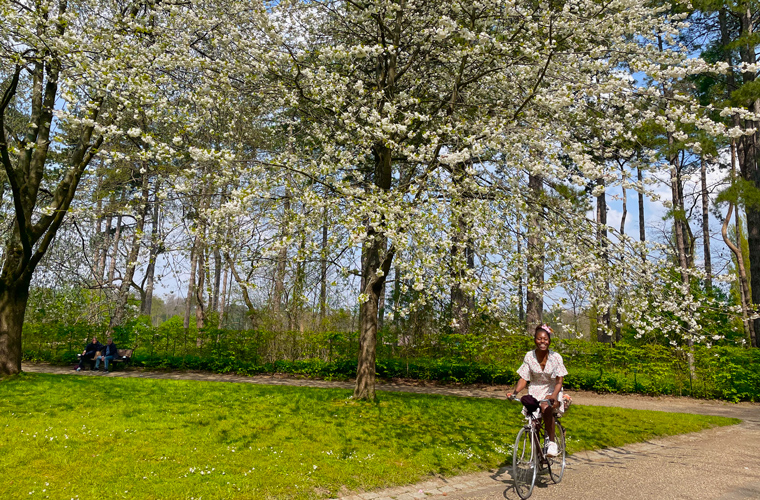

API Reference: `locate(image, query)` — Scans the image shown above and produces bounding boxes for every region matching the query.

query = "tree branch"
[0,65,34,264]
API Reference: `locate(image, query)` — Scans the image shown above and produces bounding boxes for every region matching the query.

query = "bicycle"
[508,395,567,500]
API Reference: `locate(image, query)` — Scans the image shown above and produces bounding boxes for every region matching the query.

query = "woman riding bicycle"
[506,323,567,457]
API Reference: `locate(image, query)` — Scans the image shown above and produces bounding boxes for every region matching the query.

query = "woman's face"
[534,330,550,351]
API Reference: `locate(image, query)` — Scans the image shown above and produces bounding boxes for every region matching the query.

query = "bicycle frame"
[510,396,566,500]
[522,399,556,471]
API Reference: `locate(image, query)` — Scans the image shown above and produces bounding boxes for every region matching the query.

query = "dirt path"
[22,363,760,500]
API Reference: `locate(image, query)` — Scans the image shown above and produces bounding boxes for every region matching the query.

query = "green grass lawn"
[0,373,739,500]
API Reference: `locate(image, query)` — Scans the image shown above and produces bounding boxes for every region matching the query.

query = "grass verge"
[0,372,739,499]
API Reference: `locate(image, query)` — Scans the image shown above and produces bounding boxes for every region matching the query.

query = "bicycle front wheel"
[548,420,566,483]
[513,426,537,499]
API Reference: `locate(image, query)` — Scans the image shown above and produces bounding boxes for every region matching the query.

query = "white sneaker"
[76,367,81,372]
[546,441,559,457]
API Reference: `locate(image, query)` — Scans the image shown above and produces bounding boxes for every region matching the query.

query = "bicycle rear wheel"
[513,426,537,499]
[548,420,566,483]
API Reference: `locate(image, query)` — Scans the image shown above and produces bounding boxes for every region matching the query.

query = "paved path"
[23,364,760,500]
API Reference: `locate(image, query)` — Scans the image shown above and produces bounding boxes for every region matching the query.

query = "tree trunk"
[0,278,31,375]
[735,213,755,347]
[93,193,103,279]
[620,163,627,236]
[0,17,103,374]
[354,143,394,400]
[617,162,627,342]
[701,157,712,292]
[378,282,386,331]
[219,267,229,327]
[525,174,544,333]
[195,242,206,333]
[289,235,306,332]
[669,149,690,285]
[184,239,198,338]
[747,213,760,346]
[89,189,106,322]
[272,192,290,330]
[225,253,256,328]
[392,250,402,329]
[272,242,287,327]
[450,241,475,335]
[681,172,696,269]
[658,33,691,293]
[110,174,151,328]
[734,6,760,344]
[211,247,222,313]
[450,260,473,335]
[319,220,328,329]
[141,185,162,317]
[355,233,394,400]
[98,211,112,285]
[638,166,646,245]
[354,14,403,397]
[668,140,694,374]
[517,223,524,323]
[720,7,755,345]
[596,177,611,343]
[722,203,756,347]
[355,268,380,400]
[747,100,760,346]
[107,211,123,286]
[727,141,757,346]
[450,162,475,335]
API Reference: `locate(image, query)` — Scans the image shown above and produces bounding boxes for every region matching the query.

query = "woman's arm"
[507,378,528,398]
[549,376,564,405]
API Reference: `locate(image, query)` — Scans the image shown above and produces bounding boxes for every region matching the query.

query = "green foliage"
[112,315,153,349]
[0,373,737,500]
[731,78,760,106]
[22,322,760,401]
[25,287,114,326]
[716,177,760,210]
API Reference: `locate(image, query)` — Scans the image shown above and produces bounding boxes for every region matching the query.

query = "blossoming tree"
[250,0,729,399]
[0,0,270,374]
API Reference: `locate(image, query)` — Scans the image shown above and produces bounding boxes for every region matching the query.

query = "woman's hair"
[535,323,553,340]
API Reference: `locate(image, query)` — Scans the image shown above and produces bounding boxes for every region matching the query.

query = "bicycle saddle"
[520,394,540,413]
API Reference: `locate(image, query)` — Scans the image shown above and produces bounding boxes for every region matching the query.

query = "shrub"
[21,322,760,401]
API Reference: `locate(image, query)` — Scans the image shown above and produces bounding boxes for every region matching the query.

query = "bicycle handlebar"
[507,395,555,405]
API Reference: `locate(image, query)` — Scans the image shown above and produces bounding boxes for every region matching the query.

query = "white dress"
[517,349,568,415]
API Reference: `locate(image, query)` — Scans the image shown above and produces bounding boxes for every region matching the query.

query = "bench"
[77,348,133,371]
[111,348,134,369]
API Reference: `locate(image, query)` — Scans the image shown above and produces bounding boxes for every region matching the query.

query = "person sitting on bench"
[95,338,118,372]
[76,337,104,372]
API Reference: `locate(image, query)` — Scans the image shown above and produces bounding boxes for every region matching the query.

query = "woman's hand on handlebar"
[541,398,560,410]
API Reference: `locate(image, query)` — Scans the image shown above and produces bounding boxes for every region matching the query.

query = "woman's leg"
[541,403,555,441]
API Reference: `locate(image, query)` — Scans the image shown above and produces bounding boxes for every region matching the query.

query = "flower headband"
[536,323,553,337]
